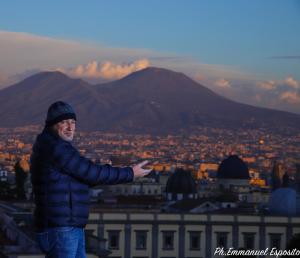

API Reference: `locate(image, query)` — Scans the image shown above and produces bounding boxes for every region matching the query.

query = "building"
[86,211,300,258]
[0,166,8,182]
[217,155,251,198]
[269,173,300,217]
[165,168,198,201]
[102,170,167,199]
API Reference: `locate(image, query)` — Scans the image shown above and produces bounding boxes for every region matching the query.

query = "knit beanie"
[45,101,76,127]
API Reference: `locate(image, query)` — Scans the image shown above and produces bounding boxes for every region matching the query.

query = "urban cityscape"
[0,124,300,257]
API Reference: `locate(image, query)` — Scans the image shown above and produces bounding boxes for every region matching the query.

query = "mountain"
[0,67,299,134]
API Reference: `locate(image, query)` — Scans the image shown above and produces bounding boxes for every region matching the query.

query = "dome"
[166,168,197,194]
[217,155,250,180]
[145,170,160,183]
[269,188,297,216]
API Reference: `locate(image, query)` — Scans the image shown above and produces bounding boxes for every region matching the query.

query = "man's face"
[52,119,76,141]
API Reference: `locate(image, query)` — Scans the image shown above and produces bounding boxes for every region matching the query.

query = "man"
[30,101,151,258]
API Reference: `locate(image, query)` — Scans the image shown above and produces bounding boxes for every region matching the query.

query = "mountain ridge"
[0,67,299,134]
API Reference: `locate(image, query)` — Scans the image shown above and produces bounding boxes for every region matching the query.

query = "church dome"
[217,155,250,180]
[166,168,197,194]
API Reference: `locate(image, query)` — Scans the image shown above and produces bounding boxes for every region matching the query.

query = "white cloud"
[256,77,300,91]
[200,76,300,114]
[58,59,150,80]
[279,91,300,104]
[284,76,299,89]
[0,30,255,82]
[0,30,154,76]
[214,78,231,89]
[256,80,276,90]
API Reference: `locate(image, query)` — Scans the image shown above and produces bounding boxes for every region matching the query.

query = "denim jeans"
[36,227,87,258]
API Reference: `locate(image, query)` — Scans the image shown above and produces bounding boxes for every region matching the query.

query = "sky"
[0,0,299,113]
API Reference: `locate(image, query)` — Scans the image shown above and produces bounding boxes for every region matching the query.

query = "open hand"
[132,160,152,178]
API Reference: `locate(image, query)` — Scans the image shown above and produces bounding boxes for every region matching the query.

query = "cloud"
[2,30,299,114]
[284,76,299,89]
[200,76,300,114]
[194,72,205,82]
[0,69,43,89]
[214,78,231,89]
[0,30,255,82]
[279,91,300,104]
[58,59,150,80]
[256,80,276,90]
[270,56,300,59]
[0,30,155,76]
[256,77,299,91]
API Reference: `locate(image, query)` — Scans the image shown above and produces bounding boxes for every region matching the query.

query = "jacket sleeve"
[50,140,134,186]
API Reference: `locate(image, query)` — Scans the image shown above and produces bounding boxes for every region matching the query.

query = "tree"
[0,181,14,200]
[14,160,28,200]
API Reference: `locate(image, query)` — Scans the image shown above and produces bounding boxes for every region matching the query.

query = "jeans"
[36,227,87,258]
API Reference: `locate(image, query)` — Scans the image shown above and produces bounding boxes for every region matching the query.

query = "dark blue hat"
[45,101,76,127]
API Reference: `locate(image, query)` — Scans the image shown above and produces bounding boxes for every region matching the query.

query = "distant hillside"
[0,67,299,134]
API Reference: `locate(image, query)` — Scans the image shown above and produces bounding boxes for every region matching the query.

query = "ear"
[50,124,59,135]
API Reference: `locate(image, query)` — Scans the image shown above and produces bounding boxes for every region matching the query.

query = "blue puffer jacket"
[30,127,133,231]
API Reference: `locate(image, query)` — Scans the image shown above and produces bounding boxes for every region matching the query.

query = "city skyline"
[1,123,300,257]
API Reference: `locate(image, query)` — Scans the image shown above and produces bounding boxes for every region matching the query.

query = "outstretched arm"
[51,140,152,186]
[51,140,134,186]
